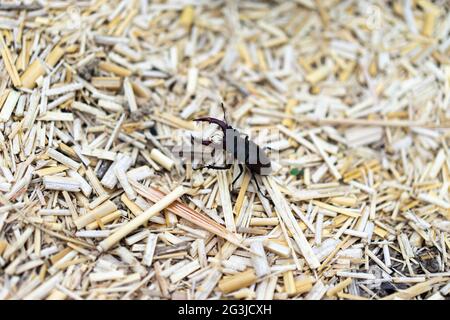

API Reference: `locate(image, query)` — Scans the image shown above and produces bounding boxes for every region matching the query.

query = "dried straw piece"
[74,200,117,229]
[0,90,20,122]
[264,240,291,258]
[149,149,174,171]
[20,46,65,89]
[217,170,235,232]
[47,148,80,171]
[250,241,270,277]
[129,180,244,248]
[114,167,136,200]
[142,233,158,267]
[91,77,122,90]
[72,101,106,117]
[326,278,352,297]
[218,269,257,294]
[283,271,296,296]
[43,176,81,192]
[3,227,33,260]
[89,271,125,283]
[98,61,131,77]
[86,210,122,230]
[0,34,21,87]
[180,5,195,29]
[124,78,137,113]
[97,186,186,252]
[170,260,200,283]
[264,177,320,269]
[23,273,63,300]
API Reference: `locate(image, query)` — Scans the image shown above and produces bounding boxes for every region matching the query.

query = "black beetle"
[191,103,272,195]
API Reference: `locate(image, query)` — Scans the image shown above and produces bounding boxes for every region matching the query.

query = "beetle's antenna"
[193,117,228,134]
[220,102,228,124]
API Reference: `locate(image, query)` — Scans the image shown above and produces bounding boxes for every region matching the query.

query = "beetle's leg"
[232,164,244,186]
[205,164,232,170]
[192,163,232,171]
[220,102,229,124]
[251,173,268,199]
[190,134,213,146]
[202,139,213,146]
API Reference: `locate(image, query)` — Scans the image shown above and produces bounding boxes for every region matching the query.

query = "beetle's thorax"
[224,128,272,175]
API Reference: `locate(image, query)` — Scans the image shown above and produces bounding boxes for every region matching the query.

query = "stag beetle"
[191,103,272,195]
